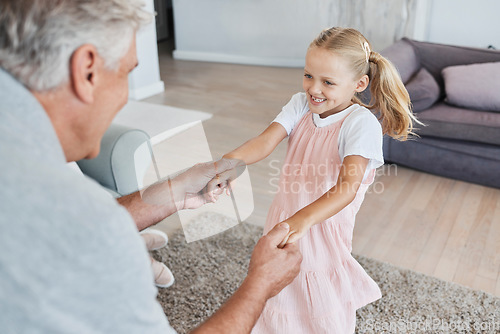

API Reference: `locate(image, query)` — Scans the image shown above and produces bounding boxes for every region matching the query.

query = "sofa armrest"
[76,124,153,196]
[381,38,421,84]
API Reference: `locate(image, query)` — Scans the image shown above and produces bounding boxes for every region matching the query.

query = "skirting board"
[173,50,305,68]
[129,80,165,101]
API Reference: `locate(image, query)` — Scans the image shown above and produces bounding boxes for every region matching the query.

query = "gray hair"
[0,0,152,91]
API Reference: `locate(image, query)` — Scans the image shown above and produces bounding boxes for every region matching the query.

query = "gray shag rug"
[153,212,500,334]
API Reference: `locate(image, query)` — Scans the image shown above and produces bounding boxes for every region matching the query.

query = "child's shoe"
[140,228,168,251]
[150,256,175,288]
[140,229,174,288]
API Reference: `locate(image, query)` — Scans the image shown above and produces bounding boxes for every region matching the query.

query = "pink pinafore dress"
[252,110,382,334]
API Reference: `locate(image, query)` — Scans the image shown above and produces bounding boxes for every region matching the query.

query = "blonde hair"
[311,27,420,140]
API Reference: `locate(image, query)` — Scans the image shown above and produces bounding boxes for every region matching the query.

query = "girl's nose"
[309,82,322,96]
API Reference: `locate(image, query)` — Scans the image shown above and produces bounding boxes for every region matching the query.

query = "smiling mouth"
[311,95,326,103]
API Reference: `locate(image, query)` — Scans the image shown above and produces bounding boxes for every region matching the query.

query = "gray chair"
[77,124,152,197]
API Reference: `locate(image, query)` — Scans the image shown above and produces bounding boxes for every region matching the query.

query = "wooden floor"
[145,40,500,297]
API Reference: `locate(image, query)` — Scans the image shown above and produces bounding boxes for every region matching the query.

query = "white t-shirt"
[273,92,384,180]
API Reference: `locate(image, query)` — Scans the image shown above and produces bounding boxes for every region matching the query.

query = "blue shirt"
[0,68,176,333]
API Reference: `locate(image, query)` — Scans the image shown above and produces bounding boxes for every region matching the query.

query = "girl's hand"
[168,158,242,210]
[278,218,313,248]
[276,155,369,247]
[206,158,246,194]
[175,158,241,195]
[182,186,225,210]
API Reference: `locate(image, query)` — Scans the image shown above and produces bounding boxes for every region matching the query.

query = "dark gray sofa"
[380,38,500,188]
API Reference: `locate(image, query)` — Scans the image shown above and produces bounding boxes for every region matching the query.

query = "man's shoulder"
[1,149,130,229]
[0,152,171,330]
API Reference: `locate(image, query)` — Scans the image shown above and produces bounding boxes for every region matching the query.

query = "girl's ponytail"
[367,51,420,141]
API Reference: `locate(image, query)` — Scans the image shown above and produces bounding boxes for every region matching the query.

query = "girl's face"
[303,47,368,118]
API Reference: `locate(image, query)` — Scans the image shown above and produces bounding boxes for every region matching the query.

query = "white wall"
[425,0,500,49]
[172,0,499,68]
[172,0,423,67]
[128,0,164,100]
[172,0,317,67]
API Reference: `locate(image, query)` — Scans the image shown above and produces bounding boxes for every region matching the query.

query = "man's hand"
[190,223,302,334]
[247,223,302,299]
[171,158,245,210]
[277,217,313,248]
[205,158,246,194]
[173,158,234,194]
[181,186,224,210]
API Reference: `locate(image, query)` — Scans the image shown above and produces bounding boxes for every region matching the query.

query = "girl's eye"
[304,74,312,79]
[325,80,334,86]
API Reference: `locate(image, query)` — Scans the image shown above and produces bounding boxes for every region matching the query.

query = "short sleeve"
[338,108,384,171]
[272,92,309,135]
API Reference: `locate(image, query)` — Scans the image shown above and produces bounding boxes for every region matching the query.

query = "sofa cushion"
[416,102,500,145]
[405,39,500,90]
[381,39,421,84]
[442,62,500,112]
[406,68,441,112]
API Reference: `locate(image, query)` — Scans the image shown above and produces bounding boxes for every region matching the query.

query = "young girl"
[223,27,419,333]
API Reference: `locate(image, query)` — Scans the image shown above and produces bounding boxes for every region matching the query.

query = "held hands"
[206,158,247,194]
[247,223,302,299]
[171,158,246,210]
[277,216,313,248]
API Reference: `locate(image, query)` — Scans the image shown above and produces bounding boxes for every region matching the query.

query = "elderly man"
[0,0,301,333]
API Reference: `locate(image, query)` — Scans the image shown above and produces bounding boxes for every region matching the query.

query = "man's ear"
[355,74,369,93]
[70,44,100,104]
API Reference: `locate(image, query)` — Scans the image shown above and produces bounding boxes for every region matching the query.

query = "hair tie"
[362,42,371,63]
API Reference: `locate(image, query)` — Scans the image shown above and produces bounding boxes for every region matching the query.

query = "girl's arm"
[223,122,288,165]
[191,223,302,334]
[278,155,369,247]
